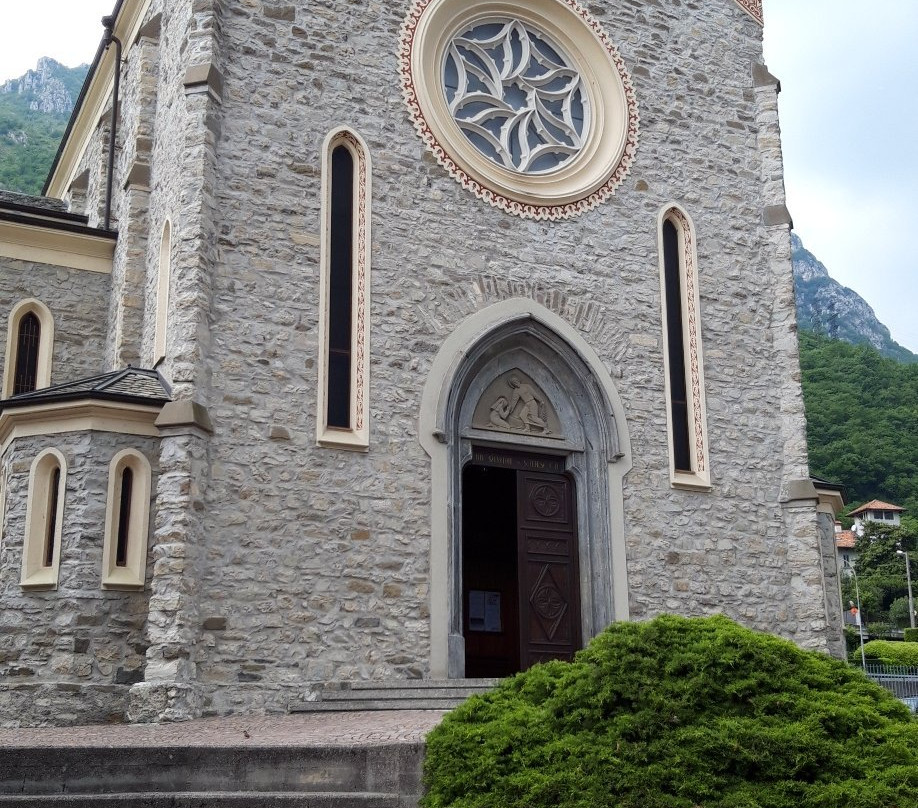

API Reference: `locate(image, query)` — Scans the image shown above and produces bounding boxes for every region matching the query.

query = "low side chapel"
[0,0,844,726]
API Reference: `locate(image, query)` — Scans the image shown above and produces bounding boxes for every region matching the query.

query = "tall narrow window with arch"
[102,449,152,589]
[153,220,172,366]
[658,206,710,489]
[20,448,67,589]
[317,128,371,449]
[3,299,54,398]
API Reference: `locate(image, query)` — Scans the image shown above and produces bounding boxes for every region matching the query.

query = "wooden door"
[517,471,581,668]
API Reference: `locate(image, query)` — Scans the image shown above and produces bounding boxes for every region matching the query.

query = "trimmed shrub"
[861,639,918,667]
[423,615,918,808]
[904,628,918,643]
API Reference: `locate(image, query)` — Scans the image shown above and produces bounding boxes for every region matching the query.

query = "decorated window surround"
[731,0,763,26]
[20,447,66,590]
[657,205,711,490]
[399,0,639,220]
[2,299,54,399]
[152,220,171,366]
[317,128,371,451]
[101,449,152,590]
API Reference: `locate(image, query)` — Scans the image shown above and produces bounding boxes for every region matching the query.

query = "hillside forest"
[799,330,918,517]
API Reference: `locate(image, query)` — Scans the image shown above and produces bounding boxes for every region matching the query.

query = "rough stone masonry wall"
[0,258,109,387]
[172,0,828,716]
[0,432,159,727]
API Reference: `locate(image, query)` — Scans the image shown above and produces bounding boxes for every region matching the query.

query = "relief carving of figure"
[507,375,550,434]
[473,370,561,438]
[489,396,513,429]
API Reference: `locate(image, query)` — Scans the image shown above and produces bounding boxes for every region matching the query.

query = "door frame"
[420,299,633,678]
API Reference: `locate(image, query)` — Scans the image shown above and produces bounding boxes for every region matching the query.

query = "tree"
[422,616,918,808]
[842,520,917,629]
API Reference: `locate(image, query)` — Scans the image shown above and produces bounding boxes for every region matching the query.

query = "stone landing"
[0,711,446,807]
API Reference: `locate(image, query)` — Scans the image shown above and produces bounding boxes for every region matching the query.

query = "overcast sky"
[1,1,915,352]
[762,0,917,352]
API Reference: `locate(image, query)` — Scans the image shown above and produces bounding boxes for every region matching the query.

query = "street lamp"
[850,566,867,670]
[896,548,916,630]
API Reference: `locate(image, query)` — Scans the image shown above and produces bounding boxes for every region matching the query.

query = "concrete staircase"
[290,679,499,713]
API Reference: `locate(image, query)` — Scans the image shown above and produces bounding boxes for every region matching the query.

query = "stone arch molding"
[420,298,632,677]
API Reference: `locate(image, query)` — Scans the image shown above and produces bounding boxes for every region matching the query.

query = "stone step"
[342,679,500,691]
[0,793,405,807]
[293,699,467,712]
[290,679,499,713]
[0,745,423,799]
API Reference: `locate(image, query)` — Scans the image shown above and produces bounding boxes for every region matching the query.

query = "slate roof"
[849,499,904,516]
[0,189,71,214]
[0,367,171,411]
[0,189,116,238]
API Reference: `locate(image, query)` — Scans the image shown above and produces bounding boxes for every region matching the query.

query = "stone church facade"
[0,0,844,727]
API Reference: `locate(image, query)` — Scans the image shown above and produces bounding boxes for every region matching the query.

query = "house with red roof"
[849,499,904,530]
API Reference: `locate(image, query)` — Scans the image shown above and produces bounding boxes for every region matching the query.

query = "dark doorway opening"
[462,463,520,678]
[462,449,582,678]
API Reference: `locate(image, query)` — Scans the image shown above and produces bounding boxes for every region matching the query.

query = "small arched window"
[20,448,67,589]
[153,220,172,365]
[3,299,54,398]
[14,312,41,394]
[658,206,710,489]
[317,128,371,450]
[102,449,152,589]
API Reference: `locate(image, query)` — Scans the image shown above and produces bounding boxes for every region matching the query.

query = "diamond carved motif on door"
[529,564,568,641]
[518,469,581,668]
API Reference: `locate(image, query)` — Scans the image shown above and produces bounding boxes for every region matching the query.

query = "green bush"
[904,628,918,643]
[861,639,918,667]
[423,615,918,808]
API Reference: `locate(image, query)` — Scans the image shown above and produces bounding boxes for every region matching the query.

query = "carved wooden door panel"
[517,471,581,669]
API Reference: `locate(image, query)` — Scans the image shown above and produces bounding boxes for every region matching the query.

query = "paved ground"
[0,711,448,748]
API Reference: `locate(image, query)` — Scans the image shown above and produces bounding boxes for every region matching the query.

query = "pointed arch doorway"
[420,300,633,679]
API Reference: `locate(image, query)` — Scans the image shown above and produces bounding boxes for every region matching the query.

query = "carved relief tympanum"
[472,370,562,438]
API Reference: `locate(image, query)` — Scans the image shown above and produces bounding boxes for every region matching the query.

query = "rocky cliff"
[792,233,916,364]
[0,58,89,195]
[0,57,84,115]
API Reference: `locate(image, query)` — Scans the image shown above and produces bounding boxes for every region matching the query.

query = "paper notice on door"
[484,591,501,632]
[469,590,501,632]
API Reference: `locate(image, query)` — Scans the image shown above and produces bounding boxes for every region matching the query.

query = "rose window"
[400,0,639,219]
[442,20,590,175]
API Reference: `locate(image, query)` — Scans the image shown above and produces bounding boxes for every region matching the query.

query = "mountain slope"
[798,330,918,515]
[0,58,88,195]
[792,233,917,364]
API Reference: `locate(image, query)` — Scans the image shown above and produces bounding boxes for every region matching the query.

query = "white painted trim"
[317,128,371,451]
[657,204,711,490]
[101,449,152,590]
[45,0,154,198]
[0,462,7,548]
[20,447,66,590]
[153,220,171,365]
[419,298,632,677]
[0,220,115,273]
[2,299,54,399]
[0,400,162,455]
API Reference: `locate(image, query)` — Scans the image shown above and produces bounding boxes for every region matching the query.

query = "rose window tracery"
[443,20,590,174]
[399,0,639,219]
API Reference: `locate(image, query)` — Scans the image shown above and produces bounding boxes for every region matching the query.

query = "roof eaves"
[42,0,126,196]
